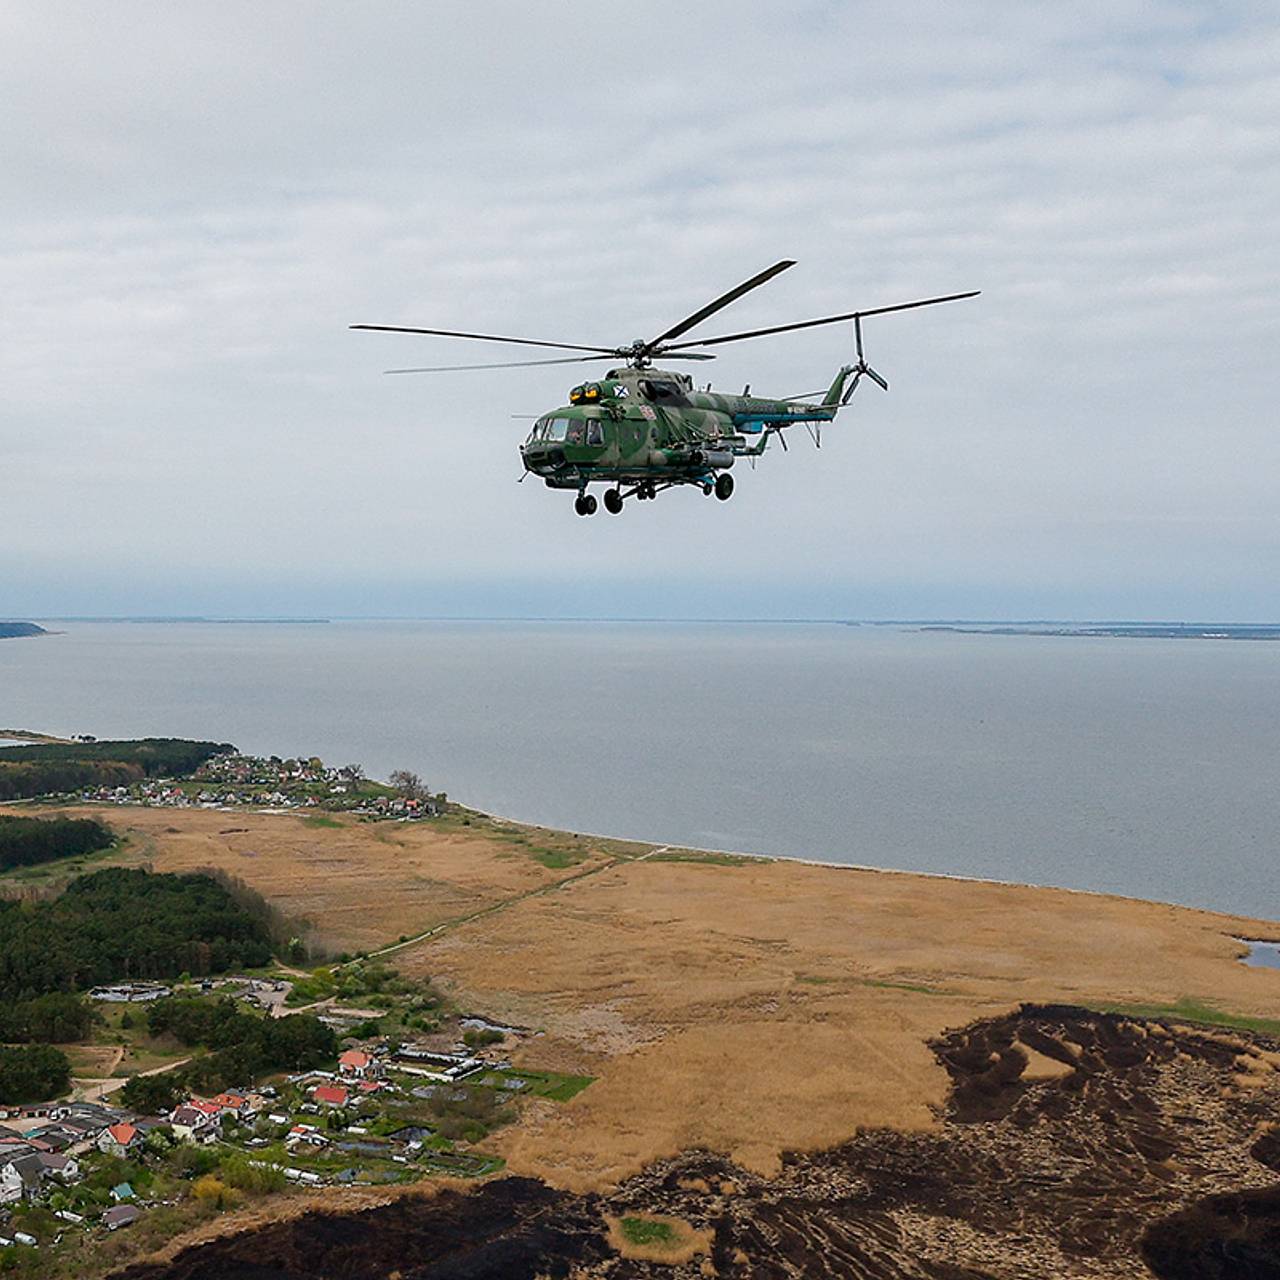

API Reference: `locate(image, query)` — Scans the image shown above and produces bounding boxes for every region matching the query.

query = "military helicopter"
[352,261,977,515]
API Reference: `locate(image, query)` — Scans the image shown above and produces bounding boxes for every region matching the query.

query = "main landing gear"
[574,474,732,514]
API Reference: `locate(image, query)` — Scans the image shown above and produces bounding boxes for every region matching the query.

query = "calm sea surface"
[2,621,1277,920]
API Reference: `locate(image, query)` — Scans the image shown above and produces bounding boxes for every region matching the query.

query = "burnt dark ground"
[115,1005,1280,1280]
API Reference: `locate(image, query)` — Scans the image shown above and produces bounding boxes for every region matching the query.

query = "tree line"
[0,814,115,870]
[120,998,337,1111]
[0,992,94,1043]
[0,1044,71,1105]
[0,867,274,1002]
[0,737,232,801]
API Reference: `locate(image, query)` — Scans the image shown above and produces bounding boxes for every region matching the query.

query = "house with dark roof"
[169,1105,218,1144]
[38,1152,81,1183]
[0,1153,44,1203]
[103,1203,141,1230]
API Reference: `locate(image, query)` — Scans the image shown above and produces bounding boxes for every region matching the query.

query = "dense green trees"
[0,1044,71,1104]
[0,737,232,800]
[0,867,274,1001]
[0,814,115,870]
[0,760,143,801]
[150,995,337,1071]
[119,1071,186,1115]
[0,992,94,1043]
[142,997,336,1096]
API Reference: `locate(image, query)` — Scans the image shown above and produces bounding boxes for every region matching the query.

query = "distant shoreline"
[0,621,51,640]
[18,615,1280,636]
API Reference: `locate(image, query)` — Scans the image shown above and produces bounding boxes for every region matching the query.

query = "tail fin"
[822,365,856,407]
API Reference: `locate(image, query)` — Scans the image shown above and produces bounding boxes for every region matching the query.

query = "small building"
[97,1123,142,1158]
[210,1092,252,1119]
[0,1162,24,1206]
[0,1154,43,1203]
[312,1084,349,1108]
[337,1049,378,1079]
[89,982,172,1003]
[110,1181,135,1202]
[103,1204,141,1231]
[169,1105,218,1144]
[38,1152,80,1183]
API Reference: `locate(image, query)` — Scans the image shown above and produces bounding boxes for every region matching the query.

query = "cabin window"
[586,420,604,446]
[566,420,584,444]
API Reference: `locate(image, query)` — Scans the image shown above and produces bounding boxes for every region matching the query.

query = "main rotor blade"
[384,354,619,374]
[645,260,796,351]
[351,324,614,355]
[662,289,981,351]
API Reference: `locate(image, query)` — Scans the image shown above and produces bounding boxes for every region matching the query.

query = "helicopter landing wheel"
[581,493,598,516]
[714,473,734,501]
[702,483,713,496]
[603,488,623,515]
[573,495,590,516]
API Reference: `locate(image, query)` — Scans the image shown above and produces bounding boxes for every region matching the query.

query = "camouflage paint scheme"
[521,363,856,496]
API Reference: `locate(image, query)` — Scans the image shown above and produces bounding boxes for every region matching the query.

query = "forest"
[0,992,95,1043]
[0,867,274,1001]
[0,813,115,870]
[0,737,232,800]
[0,1044,72,1104]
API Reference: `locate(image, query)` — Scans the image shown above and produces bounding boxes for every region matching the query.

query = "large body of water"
[2,620,1277,920]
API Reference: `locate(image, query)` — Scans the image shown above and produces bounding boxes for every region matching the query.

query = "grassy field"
[1,803,631,955]
[1091,995,1280,1038]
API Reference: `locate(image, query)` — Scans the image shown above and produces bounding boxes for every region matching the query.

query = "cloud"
[2,1,1278,617]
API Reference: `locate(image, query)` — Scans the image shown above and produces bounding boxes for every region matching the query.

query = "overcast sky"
[3,2,1278,619]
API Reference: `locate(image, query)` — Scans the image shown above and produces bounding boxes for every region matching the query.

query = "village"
[0,970,591,1264]
[73,751,443,820]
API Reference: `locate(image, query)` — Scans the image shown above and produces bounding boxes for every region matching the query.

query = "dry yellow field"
[18,805,622,954]
[13,804,1280,1195]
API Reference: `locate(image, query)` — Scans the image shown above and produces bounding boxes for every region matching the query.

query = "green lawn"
[485,1068,595,1102]
[620,1216,676,1246]
[648,849,755,867]
[1091,996,1280,1038]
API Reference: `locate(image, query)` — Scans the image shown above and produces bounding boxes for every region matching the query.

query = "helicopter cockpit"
[526,415,605,447]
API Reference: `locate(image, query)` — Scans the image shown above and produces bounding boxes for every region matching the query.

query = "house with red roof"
[97,1123,142,1158]
[337,1049,378,1079]
[210,1091,254,1119]
[311,1084,349,1108]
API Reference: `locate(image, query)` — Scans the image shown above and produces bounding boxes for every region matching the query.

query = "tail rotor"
[841,315,890,404]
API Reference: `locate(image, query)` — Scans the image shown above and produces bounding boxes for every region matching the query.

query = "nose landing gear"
[574,493,598,516]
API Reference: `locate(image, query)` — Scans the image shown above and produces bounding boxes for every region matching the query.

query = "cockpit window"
[542,417,570,441]
[640,379,684,403]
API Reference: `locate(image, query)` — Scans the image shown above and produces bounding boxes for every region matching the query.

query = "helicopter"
[352,261,978,515]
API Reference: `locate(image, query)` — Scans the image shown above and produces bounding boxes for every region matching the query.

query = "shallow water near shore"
[1241,940,1280,969]
[2,618,1278,920]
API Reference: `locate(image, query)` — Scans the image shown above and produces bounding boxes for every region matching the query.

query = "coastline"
[461,800,1280,929]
